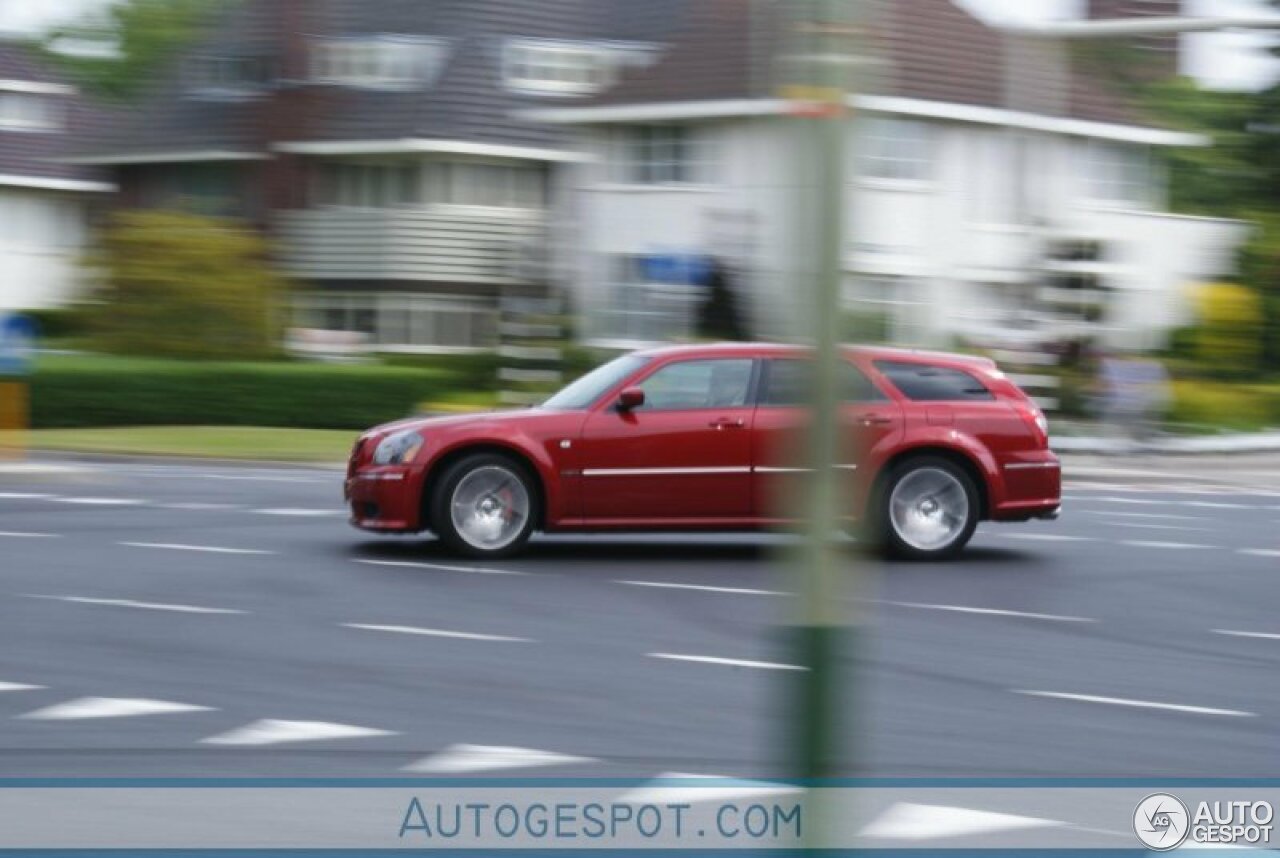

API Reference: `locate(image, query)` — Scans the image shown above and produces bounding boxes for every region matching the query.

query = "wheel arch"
[420,442,549,533]
[872,445,991,520]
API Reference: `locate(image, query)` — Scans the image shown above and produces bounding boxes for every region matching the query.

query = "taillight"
[1013,401,1050,448]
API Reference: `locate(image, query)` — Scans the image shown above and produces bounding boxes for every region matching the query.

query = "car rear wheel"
[430,453,537,558]
[878,456,979,561]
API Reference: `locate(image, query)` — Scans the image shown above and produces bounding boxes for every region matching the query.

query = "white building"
[0,41,110,313]
[529,0,1247,352]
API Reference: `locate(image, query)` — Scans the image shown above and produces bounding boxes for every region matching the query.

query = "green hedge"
[31,355,465,430]
[1167,379,1280,432]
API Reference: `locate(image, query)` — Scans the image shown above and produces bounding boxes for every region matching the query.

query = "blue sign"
[0,313,37,377]
[639,253,713,286]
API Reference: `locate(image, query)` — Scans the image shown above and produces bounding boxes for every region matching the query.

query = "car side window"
[638,359,754,410]
[874,360,994,401]
[760,359,887,406]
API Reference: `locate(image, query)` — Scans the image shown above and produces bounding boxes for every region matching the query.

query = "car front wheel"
[430,454,537,558]
[879,456,979,561]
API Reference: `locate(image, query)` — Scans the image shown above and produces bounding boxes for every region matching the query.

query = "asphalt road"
[1,452,1278,781]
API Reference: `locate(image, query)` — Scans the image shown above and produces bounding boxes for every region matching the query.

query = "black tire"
[429,453,538,559]
[874,455,979,561]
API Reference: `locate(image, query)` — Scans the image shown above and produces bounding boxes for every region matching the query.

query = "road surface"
[0,452,1277,781]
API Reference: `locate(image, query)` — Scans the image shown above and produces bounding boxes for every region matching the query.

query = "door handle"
[861,414,893,426]
[709,418,746,430]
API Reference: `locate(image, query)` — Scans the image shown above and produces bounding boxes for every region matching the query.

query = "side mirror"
[617,387,646,411]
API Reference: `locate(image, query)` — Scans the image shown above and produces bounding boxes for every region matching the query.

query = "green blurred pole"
[775,0,862,847]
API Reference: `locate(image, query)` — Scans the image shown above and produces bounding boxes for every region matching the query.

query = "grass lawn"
[27,426,358,463]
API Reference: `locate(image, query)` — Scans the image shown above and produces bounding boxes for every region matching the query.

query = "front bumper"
[345,467,421,532]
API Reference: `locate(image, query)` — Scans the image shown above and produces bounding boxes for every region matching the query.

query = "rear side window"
[760,359,887,406]
[874,361,994,402]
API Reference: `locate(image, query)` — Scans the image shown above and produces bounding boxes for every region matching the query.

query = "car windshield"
[541,355,650,411]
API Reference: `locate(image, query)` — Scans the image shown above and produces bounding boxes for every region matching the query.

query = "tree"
[40,0,216,101]
[88,210,286,360]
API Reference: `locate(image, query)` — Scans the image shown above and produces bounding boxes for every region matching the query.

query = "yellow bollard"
[0,381,28,461]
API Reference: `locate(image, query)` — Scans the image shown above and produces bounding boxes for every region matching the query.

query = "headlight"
[372,430,424,465]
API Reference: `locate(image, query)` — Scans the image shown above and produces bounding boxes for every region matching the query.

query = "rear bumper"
[344,467,421,532]
[992,451,1061,522]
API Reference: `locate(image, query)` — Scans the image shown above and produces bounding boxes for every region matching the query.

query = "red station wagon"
[345,344,1061,561]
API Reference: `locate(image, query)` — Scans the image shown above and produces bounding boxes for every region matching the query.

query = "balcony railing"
[277,205,546,284]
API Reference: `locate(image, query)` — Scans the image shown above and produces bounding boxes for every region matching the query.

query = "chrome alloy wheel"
[449,465,531,551]
[888,467,970,552]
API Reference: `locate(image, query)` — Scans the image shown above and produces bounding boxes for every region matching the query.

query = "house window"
[967,131,1017,224]
[1084,140,1151,207]
[311,37,447,89]
[857,117,932,182]
[426,162,545,208]
[504,40,609,95]
[593,254,703,343]
[614,125,714,185]
[188,55,271,96]
[315,163,420,208]
[292,293,497,351]
[0,93,58,131]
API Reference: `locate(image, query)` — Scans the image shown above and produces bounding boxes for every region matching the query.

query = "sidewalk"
[1053,431,1280,455]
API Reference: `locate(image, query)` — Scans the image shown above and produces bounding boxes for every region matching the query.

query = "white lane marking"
[54,497,146,506]
[1014,690,1256,717]
[1101,522,1211,532]
[0,531,61,539]
[1183,500,1253,510]
[158,502,240,511]
[352,558,526,576]
[0,682,44,692]
[195,474,326,484]
[1213,629,1280,642]
[998,533,1095,542]
[860,802,1065,841]
[883,601,1095,623]
[0,492,53,500]
[1120,540,1217,550]
[23,594,247,615]
[617,580,787,597]
[201,719,397,746]
[119,542,275,556]
[19,697,215,720]
[1087,497,1173,505]
[343,623,532,643]
[1240,549,1280,558]
[617,773,801,806]
[1085,511,1203,521]
[404,744,599,774]
[253,508,344,517]
[647,653,807,672]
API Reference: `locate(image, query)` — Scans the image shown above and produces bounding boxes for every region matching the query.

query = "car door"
[579,357,756,521]
[751,357,902,522]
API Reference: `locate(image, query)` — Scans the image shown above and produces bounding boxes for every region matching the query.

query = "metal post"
[776,0,863,844]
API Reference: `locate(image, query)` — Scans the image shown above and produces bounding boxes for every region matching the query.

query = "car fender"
[884,427,1006,516]
[420,428,567,527]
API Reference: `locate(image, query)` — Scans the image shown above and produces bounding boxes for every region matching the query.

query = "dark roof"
[581,0,1158,131]
[80,0,1167,164]
[0,40,111,186]
[79,0,695,161]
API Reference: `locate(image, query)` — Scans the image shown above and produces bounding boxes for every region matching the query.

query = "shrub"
[86,210,285,360]
[1194,282,1265,378]
[31,355,461,430]
[1166,379,1278,432]
[19,307,90,341]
